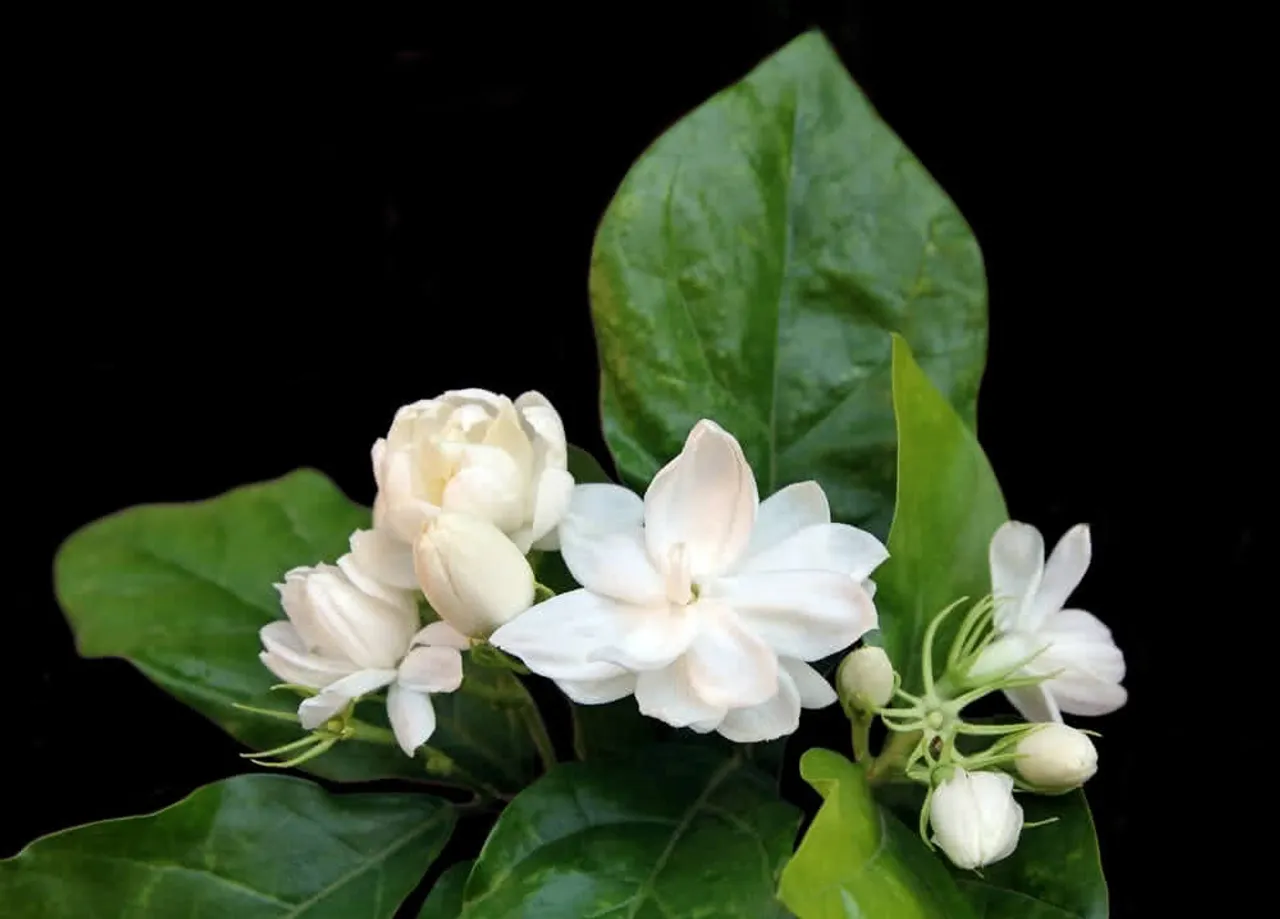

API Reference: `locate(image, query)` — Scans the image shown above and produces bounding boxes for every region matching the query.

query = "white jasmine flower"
[929,769,1024,870]
[490,419,882,742]
[369,389,574,559]
[413,512,536,638]
[971,522,1127,722]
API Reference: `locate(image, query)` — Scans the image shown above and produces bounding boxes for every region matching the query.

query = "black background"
[11,3,1235,916]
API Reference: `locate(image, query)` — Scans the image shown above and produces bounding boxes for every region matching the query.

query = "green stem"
[347,718,397,745]
[851,712,872,764]
[867,729,923,785]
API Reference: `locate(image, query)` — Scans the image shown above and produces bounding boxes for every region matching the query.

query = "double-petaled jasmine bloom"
[257,537,472,757]
[491,419,886,742]
[970,522,1127,723]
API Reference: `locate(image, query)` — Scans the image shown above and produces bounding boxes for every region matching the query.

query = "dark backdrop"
[12,4,1233,916]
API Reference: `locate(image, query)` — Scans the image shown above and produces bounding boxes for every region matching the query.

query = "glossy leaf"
[0,774,454,918]
[590,29,987,535]
[874,337,1008,692]
[953,792,1108,918]
[419,861,472,919]
[566,443,614,484]
[570,698,664,762]
[461,744,800,917]
[778,749,976,919]
[54,469,538,791]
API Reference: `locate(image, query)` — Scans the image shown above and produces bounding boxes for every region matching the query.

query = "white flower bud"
[930,769,1023,870]
[414,512,536,638]
[836,646,895,710]
[372,389,576,552]
[1015,724,1097,790]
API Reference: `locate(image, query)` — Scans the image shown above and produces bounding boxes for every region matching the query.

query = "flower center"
[664,542,696,606]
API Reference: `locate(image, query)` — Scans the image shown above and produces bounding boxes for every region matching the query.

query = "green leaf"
[778,749,976,919]
[0,774,454,918]
[873,337,1008,692]
[460,744,801,917]
[570,698,665,761]
[419,861,473,919]
[54,469,538,792]
[589,29,987,535]
[952,792,1108,919]
[566,443,614,484]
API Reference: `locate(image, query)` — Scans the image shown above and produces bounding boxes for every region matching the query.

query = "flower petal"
[258,621,358,688]
[489,589,651,681]
[781,658,838,708]
[742,481,830,560]
[989,521,1045,631]
[1037,609,1126,683]
[515,390,568,470]
[440,443,527,534]
[298,668,397,729]
[588,606,699,672]
[527,467,576,551]
[1029,524,1092,629]
[644,419,758,579]
[566,483,645,533]
[397,646,464,694]
[1002,682,1062,724]
[344,528,418,592]
[559,525,665,606]
[736,522,887,581]
[715,570,878,660]
[387,684,437,756]
[715,665,801,742]
[412,620,472,650]
[1048,675,1128,717]
[557,672,638,704]
[634,658,727,728]
[683,604,778,708]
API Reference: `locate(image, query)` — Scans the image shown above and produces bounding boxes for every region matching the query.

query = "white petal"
[989,521,1045,631]
[683,605,778,708]
[1029,525,1092,629]
[411,620,472,650]
[387,684,437,757]
[414,513,535,637]
[644,419,758,579]
[715,570,878,660]
[634,658,727,728]
[1037,609,1126,683]
[781,658,838,708]
[397,646,464,694]
[515,390,568,470]
[298,668,397,729]
[489,589,650,681]
[1002,682,1062,724]
[565,483,645,533]
[528,468,576,550]
[440,443,528,534]
[344,528,418,591]
[588,606,699,672]
[716,665,801,742]
[557,672,638,704]
[559,526,665,606]
[742,481,830,560]
[371,438,388,489]
[735,522,888,581]
[299,566,418,669]
[481,398,535,483]
[380,448,440,543]
[1049,677,1128,717]
[258,622,359,688]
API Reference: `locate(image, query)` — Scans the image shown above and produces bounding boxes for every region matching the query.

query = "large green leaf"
[778,749,976,919]
[953,792,1108,918]
[874,337,1008,692]
[54,469,538,791]
[0,775,454,918]
[589,28,987,535]
[419,861,472,919]
[460,744,800,917]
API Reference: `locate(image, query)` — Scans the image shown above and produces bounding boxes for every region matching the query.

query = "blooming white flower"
[413,512,536,638]
[837,646,895,710]
[370,389,574,556]
[971,522,1127,723]
[929,769,1024,870]
[489,419,884,743]
[1015,723,1098,789]
[258,551,466,758]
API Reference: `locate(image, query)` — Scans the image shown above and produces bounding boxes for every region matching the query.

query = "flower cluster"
[840,523,1126,871]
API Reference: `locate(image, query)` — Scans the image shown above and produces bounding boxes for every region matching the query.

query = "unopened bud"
[837,646,895,711]
[1015,724,1097,790]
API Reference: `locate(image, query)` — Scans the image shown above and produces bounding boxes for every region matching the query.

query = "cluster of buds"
[836,595,1102,871]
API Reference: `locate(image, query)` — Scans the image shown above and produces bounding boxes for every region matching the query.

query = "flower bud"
[414,512,535,638]
[836,646,895,711]
[929,769,1023,870]
[1015,724,1097,790]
